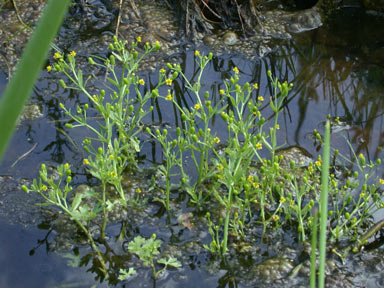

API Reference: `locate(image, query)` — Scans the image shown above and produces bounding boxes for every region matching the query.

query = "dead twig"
[198,0,221,19]
[11,0,28,28]
[233,0,245,34]
[115,0,123,37]
[11,142,38,168]
[129,0,141,19]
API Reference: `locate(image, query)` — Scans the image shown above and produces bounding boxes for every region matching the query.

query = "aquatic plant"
[122,234,181,281]
[53,37,160,206]
[22,38,384,285]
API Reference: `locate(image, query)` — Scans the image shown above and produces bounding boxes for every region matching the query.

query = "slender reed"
[0,0,70,160]
[310,207,318,288]
[318,120,330,288]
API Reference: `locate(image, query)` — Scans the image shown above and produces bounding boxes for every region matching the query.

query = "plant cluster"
[22,38,384,285]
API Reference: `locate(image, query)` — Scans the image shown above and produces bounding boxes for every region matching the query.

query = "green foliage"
[0,0,70,161]
[53,37,160,204]
[118,268,137,281]
[23,38,384,284]
[128,234,181,280]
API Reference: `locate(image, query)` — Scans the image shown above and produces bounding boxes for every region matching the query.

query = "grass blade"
[318,119,331,288]
[0,0,71,161]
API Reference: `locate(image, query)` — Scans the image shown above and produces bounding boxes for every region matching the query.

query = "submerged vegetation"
[21,37,384,286]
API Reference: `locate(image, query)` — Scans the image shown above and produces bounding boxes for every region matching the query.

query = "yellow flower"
[233,67,239,74]
[219,89,225,95]
[42,185,48,191]
[137,36,142,42]
[213,137,220,144]
[46,65,52,72]
[360,193,365,198]
[83,159,89,165]
[194,50,200,56]
[217,164,224,171]
[70,51,76,57]
[258,96,264,102]
[315,160,322,167]
[110,171,117,178]
[160,68,166,73]
[165,78,173,86]
[256,142,262,150]
[53,52,61,59]
[136,188,142,194]
[194,103,201,110]
[165,93,173,101]
[359,153,364,159]
[280,197,286,203]
[153,41,160,47]
[380,179,384,185]
[272,215,280,221]
[253,83,258,89]
[275,124,280,130]
[109,155,114,160]
[138,78,145,85]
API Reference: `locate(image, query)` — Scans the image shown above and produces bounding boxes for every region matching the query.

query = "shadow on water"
[1,4,384,288]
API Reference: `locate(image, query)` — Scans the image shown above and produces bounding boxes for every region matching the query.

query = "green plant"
[54,37,160,206]
[23,37,164,280]
[158,51,298,255]
[22,163,108,275]
[126,234,181,280]
[146,126,183,213]
[0,0,70,161]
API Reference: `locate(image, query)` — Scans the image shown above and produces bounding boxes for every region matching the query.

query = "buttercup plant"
[54,37,160,206]
[125,234,181,281]
[22,163,108,275]
[22,38,384,284]
[23,37,164,280]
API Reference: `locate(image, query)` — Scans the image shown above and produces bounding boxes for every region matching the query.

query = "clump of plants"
[22,37,384,286]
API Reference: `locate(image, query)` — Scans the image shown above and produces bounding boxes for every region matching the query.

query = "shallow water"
[1,3,384,288]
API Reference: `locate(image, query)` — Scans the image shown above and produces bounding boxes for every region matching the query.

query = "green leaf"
[118,268,137,280]
[128,236,145,253]
[77,69,83,87]
[158,257,181,268]
[71,193,84,211]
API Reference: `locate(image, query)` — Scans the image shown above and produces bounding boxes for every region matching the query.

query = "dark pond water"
[1,4,384,288]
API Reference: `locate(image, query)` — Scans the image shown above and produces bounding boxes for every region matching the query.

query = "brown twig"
[129,0,140,19]
[115,0,123,37]
[186,0,190,35]
[11,0,27,28]
[11,142,38,168]
[233,0,245,34]
[198,0,221,19]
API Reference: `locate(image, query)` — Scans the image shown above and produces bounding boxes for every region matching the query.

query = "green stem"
[222,185,234,255]
[310,207,318,288]
[318,120,331,288]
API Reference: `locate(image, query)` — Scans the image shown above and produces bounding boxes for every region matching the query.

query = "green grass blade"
[310,207,318,288]
[318,120,331,288]
[0,0,71,161]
